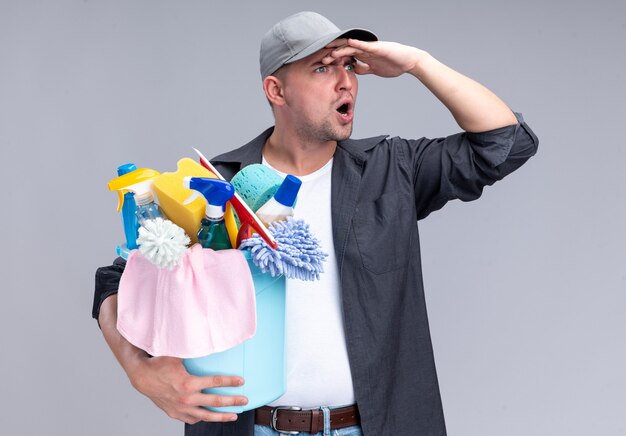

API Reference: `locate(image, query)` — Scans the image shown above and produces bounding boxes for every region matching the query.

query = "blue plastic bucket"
[183,250,286,413]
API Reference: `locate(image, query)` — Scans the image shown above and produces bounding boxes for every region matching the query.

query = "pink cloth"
[117,244,256,358]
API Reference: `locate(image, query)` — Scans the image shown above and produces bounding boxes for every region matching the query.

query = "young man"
[94,11,538,436]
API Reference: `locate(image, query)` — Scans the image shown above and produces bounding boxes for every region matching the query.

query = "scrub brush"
[238,217,328,281]
[136,217,191,269]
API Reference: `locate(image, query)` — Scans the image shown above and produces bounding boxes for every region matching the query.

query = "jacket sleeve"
[402,112,538,220]
[92,257,126,324]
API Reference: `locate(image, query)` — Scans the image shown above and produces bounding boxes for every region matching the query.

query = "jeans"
[254,406,363,436]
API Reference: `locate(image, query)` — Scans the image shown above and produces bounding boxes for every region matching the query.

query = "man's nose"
[336,66,354,92]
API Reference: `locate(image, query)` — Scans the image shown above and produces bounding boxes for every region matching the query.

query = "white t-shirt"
[263,157,355,407]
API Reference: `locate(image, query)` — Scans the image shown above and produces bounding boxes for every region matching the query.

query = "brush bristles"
[137,217,191,269]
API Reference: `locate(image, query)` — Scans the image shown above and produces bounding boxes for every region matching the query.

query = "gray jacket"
[184,114,538,435]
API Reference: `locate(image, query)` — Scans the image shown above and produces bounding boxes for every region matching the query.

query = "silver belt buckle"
[270,405,302,435]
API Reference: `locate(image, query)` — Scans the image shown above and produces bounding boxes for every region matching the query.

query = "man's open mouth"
[337,102,351,116]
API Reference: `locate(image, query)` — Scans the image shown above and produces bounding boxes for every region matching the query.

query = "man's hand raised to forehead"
[322,38,425,78]
[323,37,516,132]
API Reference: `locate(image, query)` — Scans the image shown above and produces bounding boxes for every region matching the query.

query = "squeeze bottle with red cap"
[255,174,302,226]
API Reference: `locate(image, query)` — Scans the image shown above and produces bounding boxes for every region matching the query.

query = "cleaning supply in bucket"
[117,244,256,359]
[108,167,162,259]
[108,167,165,223]
[153,158,214,243]
[151,158,240,247]
[194,147,278,249]
[239,217,327,281]
[233,173,301,247]
[106,154,287,412]
[115,163,139,259]
[135,217,190,269]
[229,166,326,279]
[183,177,235,250]
[255,174,302,226]
[109,168,190,268]
[230,164,283,212]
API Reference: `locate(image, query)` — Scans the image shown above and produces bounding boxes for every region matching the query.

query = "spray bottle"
[255,174,302,226]
[110,168,194,268]
[183,177,235,250]
[114,163,139,258]
[108,167,164,226]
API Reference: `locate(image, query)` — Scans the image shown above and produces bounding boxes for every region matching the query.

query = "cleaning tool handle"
[236,221,253,248]
[193,148,278,250]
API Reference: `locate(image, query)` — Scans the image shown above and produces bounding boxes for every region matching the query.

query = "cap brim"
[284,28,378,65]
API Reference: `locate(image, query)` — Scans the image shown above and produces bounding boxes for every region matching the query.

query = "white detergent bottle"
[255,174,302,226]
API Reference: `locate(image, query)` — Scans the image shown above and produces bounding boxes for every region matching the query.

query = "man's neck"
[263,129,337,176]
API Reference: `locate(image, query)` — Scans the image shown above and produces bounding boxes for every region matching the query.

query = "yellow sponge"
[153,158,239,246]
[153,158,214,244]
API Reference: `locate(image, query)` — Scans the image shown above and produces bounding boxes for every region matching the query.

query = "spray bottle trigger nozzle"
[183,191,202,205]
[116,191,125,213]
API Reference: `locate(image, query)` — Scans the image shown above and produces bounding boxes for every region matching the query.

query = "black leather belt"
[255,405,360,434]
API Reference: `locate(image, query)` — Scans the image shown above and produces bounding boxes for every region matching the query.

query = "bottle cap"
[274,175,302,207]
[117,163,137,176]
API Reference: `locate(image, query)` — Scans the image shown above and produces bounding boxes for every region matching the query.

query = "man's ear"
[263,75,286,107]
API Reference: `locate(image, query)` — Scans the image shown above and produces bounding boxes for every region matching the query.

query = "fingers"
[323,38,378,65]
[326,38,375,49]
[322,47,372,75]
[346,38,374,50]
[183,375,247,422]
[178,392,248,424]
[185,393,248,422]
[354,61,371,75]
[326,38,348,48]
[167,407,239,425]
[163,408,237,425]
[322,47,366,64]
[190,375,245,391]
[156,385,248,425]
[186,391,249,409]
[143,369,248,425]
[195,409,239,424]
